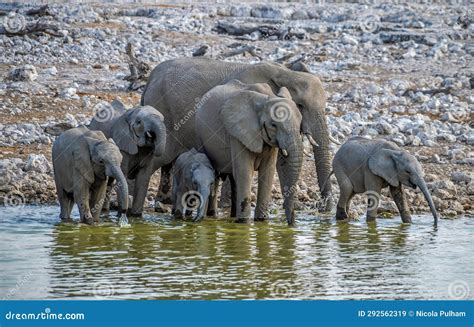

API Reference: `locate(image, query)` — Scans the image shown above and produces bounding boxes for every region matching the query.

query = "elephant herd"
[52,57,439,226]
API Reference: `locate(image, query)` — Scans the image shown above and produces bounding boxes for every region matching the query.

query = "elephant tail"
[140,81,148,106]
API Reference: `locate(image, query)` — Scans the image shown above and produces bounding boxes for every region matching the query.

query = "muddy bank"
[0,2,472,219]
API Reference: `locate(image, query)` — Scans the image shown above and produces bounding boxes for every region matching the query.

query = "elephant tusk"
[305,133,319,147]
[146,131,153,138]
[302,148,312,158]
[281,149,288,157]
[329,134,342,145]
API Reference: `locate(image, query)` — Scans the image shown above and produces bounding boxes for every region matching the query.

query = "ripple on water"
[0,206,472,300]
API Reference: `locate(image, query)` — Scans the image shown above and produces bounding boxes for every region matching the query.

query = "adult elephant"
[141,57,336,214]
[196,81,303,224]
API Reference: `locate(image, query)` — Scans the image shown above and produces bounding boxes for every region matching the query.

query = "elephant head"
[221,83,304,225]
[265,63,338,209]
[368,149,438,225]
[190,160,215,222]
[112,105,166,157]
[74,135,129,215]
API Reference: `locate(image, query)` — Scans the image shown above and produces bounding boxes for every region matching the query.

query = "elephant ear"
[277,87,292,99]
[220,91,264,153]
[368,148,399,187]
[73,137,95,184]
[111,112,138,155]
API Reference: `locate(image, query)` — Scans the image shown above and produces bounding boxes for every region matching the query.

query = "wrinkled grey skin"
[141,57,332,213]
[172,148,216,221]
[332,136,438,225]
[89,105,166,216]
[52,126,129,224]
[195,80,303,225]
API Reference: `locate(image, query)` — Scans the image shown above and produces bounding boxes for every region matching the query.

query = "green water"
[0,206,472,300]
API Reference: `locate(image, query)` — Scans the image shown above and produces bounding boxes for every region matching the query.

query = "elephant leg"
[58,188,73,221]
[389,185,412,223]
[130,166,153,217]
[101,177,114,215]
[229,175,237,218]
[156,163,173,205]
[335,173,352,220]
[365,178,382,222]
[232,143,255,222]
[90,181,107,223]
[346,192,355,215]
[75,187,93,224]
[255,151,277,221]
[207,177,220,217]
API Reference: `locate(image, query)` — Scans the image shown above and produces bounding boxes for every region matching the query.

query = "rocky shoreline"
[0,2,472,219]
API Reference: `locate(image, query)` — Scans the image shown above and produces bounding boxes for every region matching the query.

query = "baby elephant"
[332,137,438,225]
[52,126,129,225]
[172,148,216,222]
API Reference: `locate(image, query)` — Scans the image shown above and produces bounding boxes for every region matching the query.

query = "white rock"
[8,64,38,82]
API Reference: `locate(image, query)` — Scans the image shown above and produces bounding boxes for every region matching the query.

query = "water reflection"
[0,206,472,300]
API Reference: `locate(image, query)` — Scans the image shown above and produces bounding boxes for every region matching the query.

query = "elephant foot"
[254,216,267,222]
[234,217,250,223]
[127,209,143,218]
[366,215,377,223]
[156,194,173,205]
[335,206,348,220]
[60,217,74,223]
[319,196,334,213]
[400,214,412,224]
[154,201,170,213]
[207,208,218,217]
[82,215,96,225]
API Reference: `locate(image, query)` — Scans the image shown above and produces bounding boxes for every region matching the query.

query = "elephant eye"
[99,159,104,164]
[137,120,141,124]
[297,104,304,110]
[271,122,277,128]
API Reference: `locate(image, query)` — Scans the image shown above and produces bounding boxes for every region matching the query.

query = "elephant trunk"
[309,113,333,211]
[195,187,209,222]
[151,119,167,157]
[416,177,439,226]
[277,132,304,225]
[110,165,129,215]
